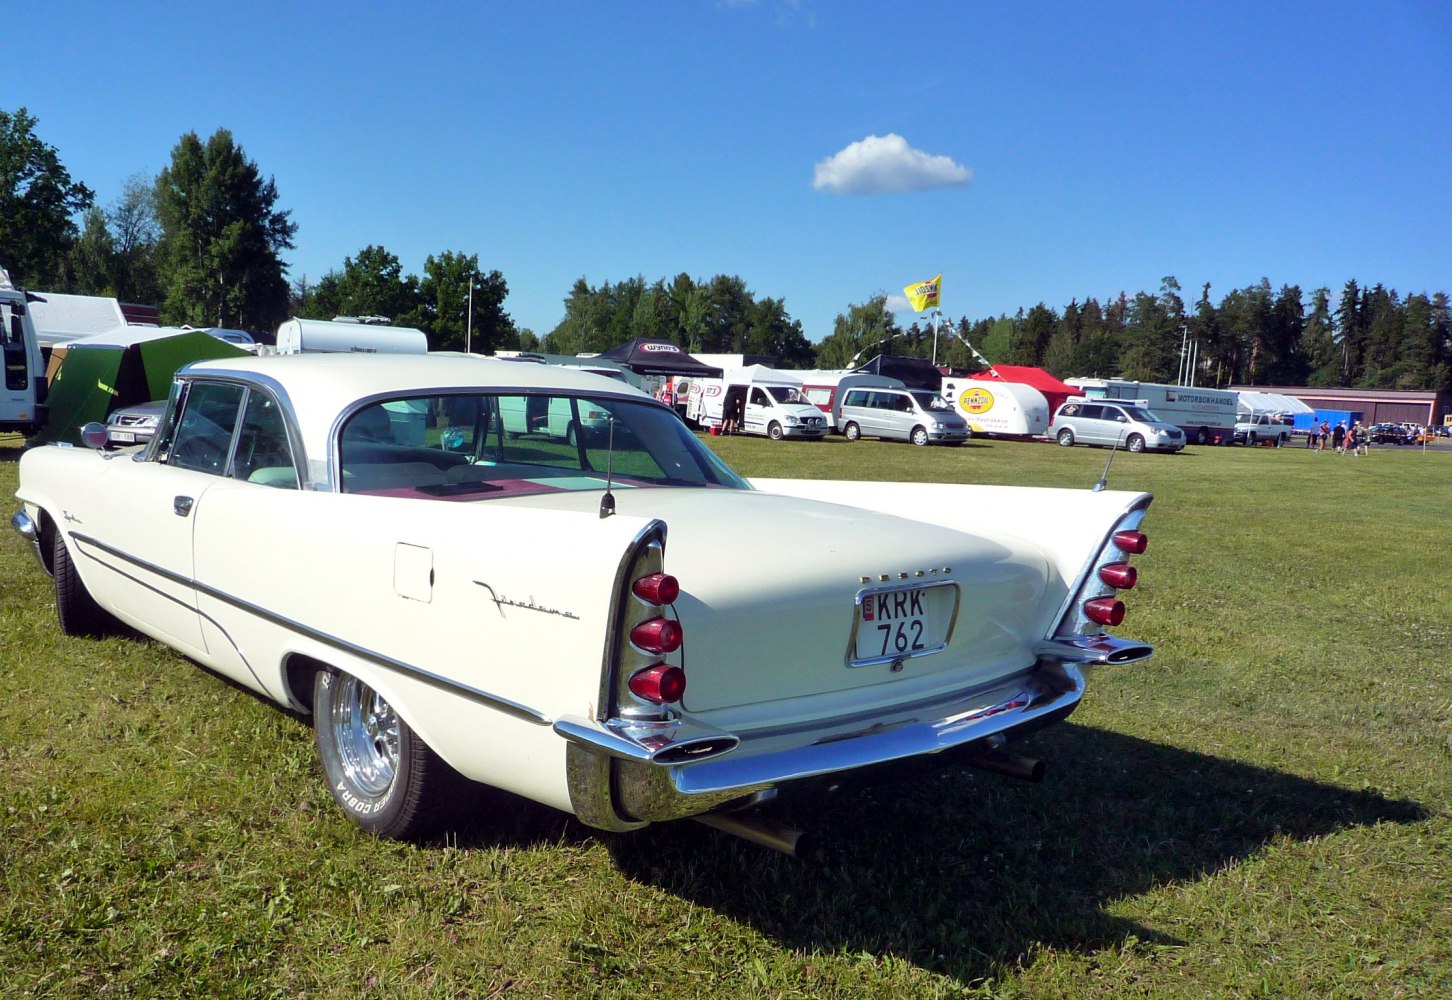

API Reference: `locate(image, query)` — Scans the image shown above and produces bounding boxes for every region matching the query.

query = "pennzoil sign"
[958,387,995,414]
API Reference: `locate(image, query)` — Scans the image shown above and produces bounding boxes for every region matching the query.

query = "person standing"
[1332,422,1346,453]
[1345,421,1361,457]
[1318,420,1330,454]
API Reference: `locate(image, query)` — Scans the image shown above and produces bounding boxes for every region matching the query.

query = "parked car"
[104,399,166,447]
[1050,399,1185,453]
[1368,423,1412,445]
[836,386,971,446]
[13,354,1154,845]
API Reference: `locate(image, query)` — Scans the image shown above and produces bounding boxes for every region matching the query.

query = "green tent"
[39,330,248,444]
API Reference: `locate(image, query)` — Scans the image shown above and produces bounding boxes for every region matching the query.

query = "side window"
[749,388,770,407]
[1080,404,1103,420]
[168,382,245,475]
[231,392,298,488]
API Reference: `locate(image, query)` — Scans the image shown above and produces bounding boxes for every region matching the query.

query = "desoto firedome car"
[13,354,1154,846]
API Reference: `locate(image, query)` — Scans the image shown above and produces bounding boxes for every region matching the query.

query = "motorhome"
[0,270,47,436]
[1066,378,1237,445]
[939,378,1050,438]
[792,371,905,430]
[276,318,428,355]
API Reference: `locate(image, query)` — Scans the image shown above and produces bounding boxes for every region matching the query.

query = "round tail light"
[1113,530,1148,554]
[633,572,680,605]
[1098,563,1138,589]
[629,663,687,704]
[1084,597,1126,627]
[631,617,683,654]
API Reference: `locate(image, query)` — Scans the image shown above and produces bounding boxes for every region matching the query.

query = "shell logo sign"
[958,387,995,414]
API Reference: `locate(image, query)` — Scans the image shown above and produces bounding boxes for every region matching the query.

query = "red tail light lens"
[631,617,683,654]
[632,572,680,605]
[1084,597,1126,627]
[1098,562,1138,589]
[1113,530,1148,554]
[629,663,686,703]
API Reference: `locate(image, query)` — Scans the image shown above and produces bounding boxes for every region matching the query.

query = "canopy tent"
[723,364,799,385]
[968,365,1080,414]
[1237,390,1315,417]
[38,330,248,444]
[851,354,943,390]
[593,338,723,378]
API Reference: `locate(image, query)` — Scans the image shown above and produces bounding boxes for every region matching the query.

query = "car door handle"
[173,496,194,517]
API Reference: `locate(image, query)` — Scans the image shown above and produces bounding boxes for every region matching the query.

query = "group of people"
[1307,419,1369,456]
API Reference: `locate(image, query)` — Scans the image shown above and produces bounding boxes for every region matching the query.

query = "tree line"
[3,106,1447,391]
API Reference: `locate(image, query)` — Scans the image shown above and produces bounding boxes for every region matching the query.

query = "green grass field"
[3,432,1449,998]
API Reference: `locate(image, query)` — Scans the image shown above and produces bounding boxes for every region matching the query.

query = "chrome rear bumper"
[560,658,1092,831]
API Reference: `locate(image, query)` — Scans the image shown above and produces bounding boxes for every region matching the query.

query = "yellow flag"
[903,274,942,311]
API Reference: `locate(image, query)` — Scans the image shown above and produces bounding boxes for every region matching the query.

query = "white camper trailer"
[275,318,428,355]
[939,378,1050,438]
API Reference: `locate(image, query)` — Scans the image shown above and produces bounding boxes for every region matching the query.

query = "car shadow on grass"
[599,722,1427,986]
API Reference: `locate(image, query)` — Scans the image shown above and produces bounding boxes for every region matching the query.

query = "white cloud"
[884,294,913,313]
[812,134,971,195]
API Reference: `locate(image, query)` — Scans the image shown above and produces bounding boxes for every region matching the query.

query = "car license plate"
[849,581,960,667]
[110,430,135,443]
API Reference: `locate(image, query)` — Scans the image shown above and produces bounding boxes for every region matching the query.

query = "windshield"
[909,390,952,412]
[338,392,748,498]
[1119,406,1163,423]
[766,385,809,405]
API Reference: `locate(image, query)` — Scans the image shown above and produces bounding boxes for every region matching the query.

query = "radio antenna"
[599,417,617,518]
[1093,438,1120,493]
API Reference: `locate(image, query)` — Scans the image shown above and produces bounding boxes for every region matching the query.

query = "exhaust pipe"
[964,747,1045,783]
[694,811,813,859]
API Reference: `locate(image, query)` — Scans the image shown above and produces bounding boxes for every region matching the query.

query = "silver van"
[836,387,971,446]
[1050,399,1184,453]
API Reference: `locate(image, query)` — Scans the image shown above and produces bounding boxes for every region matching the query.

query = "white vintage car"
[12,354,1154,847]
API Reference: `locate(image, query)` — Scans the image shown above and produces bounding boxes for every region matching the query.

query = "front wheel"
[1197,427,1210,445]
[1056,428,1075,447]
[53,530,115,638]
[1126,434,1145,453]
[314,669,460,839]
[843,422,861,442]
[768,422,784,441]
[910,426,929,447]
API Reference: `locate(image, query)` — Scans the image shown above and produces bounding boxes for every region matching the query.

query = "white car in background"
[13,354,1154,847]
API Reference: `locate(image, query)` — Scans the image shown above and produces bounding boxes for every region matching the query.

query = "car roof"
[182,353,653,469]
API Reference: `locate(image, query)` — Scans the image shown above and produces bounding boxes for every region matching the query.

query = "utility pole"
[466,271,475,354]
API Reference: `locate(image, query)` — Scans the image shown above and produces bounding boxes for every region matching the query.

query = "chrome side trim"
[69,530,550,727]
[11,509,46,574]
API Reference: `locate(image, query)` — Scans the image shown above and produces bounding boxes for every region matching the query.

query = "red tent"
[969,365,1080,415]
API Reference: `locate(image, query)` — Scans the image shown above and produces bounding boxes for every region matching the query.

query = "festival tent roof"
[1238,390,1315,416]
[968,365,1080,411]
[594,338,723,378]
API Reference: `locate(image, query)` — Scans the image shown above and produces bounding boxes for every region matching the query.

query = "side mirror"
[79,422,109,450]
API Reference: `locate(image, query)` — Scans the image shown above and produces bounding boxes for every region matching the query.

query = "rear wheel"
[1056,428,1075,447]
[910,426,929,447]
[314,669,460,840]
[843,422,861,442]
[1126,434,1145,453]
[1197,427,1210,445]
[53,530,114,638]
[768,422,784,441]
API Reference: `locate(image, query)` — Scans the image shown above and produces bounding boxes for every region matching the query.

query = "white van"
[938,378,1049,438]
[687,372,828,440]
[497,394,614,445]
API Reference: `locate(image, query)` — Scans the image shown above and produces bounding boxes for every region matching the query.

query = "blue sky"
[14,0,1451,340]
